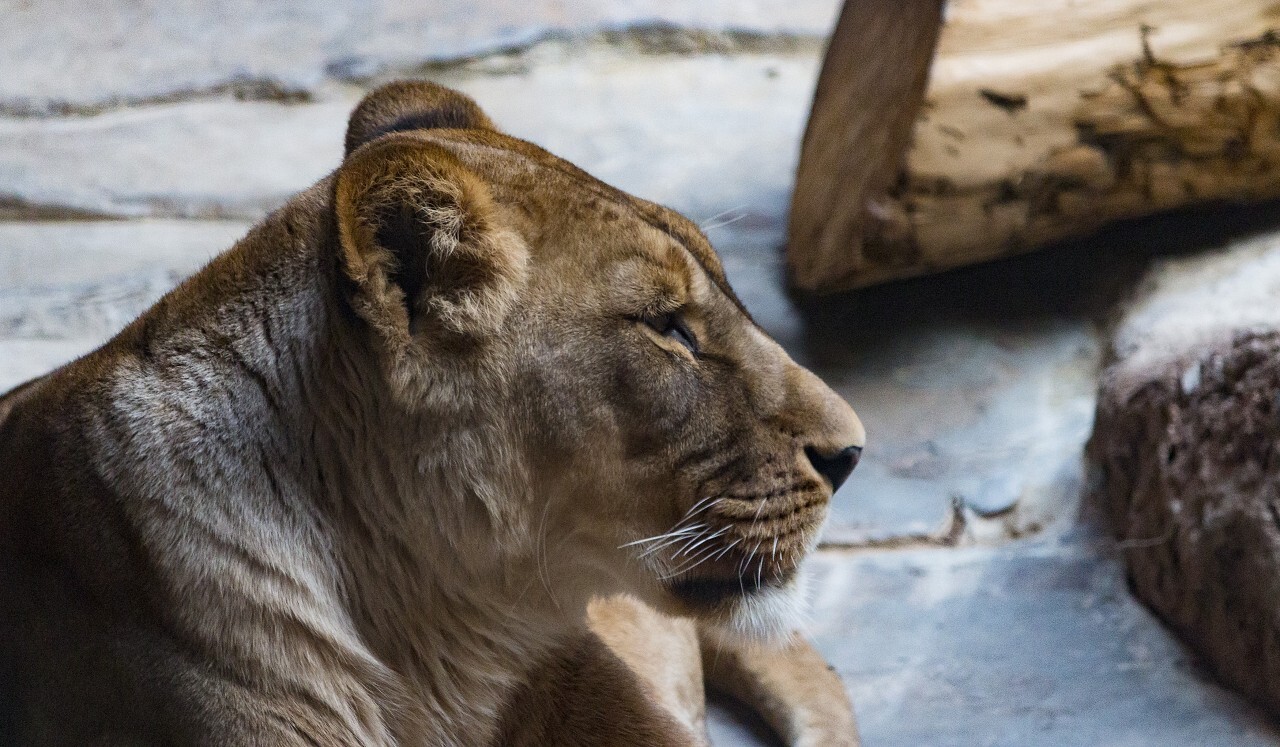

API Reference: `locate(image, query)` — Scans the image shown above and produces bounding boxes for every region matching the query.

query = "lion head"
[335,82,865,639]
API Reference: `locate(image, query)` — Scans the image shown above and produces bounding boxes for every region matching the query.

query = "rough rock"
[0,0,839,114]
[1090,230,1280,714]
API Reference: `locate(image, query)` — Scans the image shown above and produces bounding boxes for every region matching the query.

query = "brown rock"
[1090,234,1280,712]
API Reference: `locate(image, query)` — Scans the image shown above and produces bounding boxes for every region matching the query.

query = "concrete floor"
[2,2,1278,743]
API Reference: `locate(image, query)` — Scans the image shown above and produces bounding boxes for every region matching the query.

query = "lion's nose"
[805,444,862,492]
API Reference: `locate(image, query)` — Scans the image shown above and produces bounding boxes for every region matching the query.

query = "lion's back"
[0,368,214,745]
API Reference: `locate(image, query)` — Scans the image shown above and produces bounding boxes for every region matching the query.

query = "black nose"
[805,445,862,492]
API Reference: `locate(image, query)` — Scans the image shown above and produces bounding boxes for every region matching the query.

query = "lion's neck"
[306,365,581,745]
[341,553,572,745]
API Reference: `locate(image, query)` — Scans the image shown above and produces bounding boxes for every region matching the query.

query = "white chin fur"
[707,568,812,646]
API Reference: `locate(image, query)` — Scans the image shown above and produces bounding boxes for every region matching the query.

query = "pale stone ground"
[2,2,1278,743]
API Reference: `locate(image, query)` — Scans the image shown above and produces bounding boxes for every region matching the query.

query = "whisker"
[535,498,559,610]
[673,526,729,559]
[660,537,732,580]
[710,537,742,562]
[745,493,769,542]
[620,522,703,550]
[681,495,721,521]
[735,538,756,596]
[639,524,708,559]
[655,530,710,567]
[699,206,750,232]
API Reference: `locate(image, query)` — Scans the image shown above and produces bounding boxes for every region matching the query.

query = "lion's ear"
[345,81,497,156]
[335,138,527,350]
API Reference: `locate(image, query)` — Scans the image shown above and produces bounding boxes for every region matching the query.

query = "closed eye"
[649,313,698,354]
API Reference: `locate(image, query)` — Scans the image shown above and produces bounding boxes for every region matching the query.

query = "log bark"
[789,0,1280,292]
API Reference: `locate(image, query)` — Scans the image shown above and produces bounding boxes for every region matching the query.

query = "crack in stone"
[1,79,315,119]
[347,25,823,84]
[819,498,970,552]
[0,197,122,221]
[2,24,824,119]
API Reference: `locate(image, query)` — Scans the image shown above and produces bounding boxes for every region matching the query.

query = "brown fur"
[0,81,864,745]
[496,627,693,746]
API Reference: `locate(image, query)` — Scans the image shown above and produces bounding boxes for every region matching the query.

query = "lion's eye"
[651,313,698,354]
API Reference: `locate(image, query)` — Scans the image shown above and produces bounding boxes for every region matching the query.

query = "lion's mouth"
[639,484,828,612]
[669,576,759,608]
[666,564,797,609]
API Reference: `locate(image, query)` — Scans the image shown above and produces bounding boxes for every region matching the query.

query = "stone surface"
[1091,232,1280,717]
[0,221,247,336]
[0,48,817,222]
[0,100,351,218]
[0,221,248,390]
[710,540,1280,746]
[0,48,819,222]
[0,0,839,114]
[813,541,1280,746]
[0,220,247,290]
[0,338,103,392]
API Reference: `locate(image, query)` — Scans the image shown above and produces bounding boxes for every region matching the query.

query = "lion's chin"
[662,568,809,644]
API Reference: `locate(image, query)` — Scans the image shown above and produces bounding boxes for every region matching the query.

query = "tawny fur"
[0,81,864,746]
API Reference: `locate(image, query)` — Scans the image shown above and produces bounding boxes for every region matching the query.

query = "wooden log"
[788,0,1280,292]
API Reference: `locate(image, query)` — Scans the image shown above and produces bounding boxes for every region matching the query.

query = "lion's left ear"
[335,137,527,353]
[344,81,497,156]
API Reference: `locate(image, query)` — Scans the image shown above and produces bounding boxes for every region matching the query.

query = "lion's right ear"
[345,81,497,156]
[335,137,527,356]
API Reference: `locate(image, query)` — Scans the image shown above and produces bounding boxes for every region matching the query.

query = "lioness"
[0,82,865,745]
